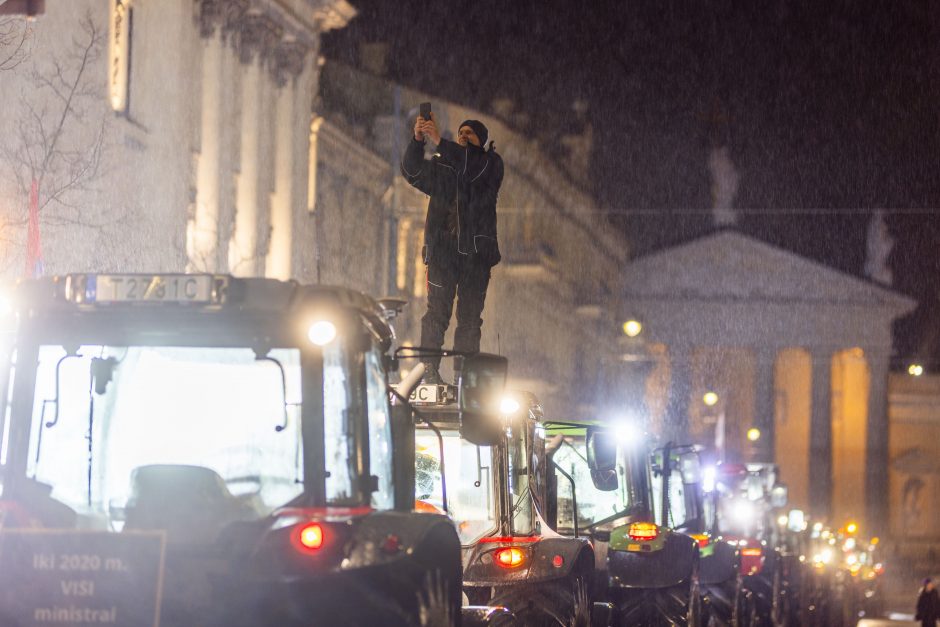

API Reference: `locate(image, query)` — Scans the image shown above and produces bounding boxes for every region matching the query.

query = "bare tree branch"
[0,17,32,71]
[1,9,114,268]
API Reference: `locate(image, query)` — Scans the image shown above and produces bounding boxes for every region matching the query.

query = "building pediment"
[623,230,915,314]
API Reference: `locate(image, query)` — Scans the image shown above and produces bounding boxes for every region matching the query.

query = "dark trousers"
[420,248,491,369]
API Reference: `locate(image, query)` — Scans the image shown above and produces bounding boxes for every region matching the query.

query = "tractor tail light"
[292,522,324,553]
[740,547,763,575]
[493,547,526,568]
[628,522,659,541]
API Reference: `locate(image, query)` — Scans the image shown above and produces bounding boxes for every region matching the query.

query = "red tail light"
[293,522,324,553]
[628,522,659,541]
[740,546,764,575]
[690,534,709,548]
[494,547,526,568]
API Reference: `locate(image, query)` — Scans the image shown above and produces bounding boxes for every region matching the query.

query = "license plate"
[410,384,444,404]
[88,275,214,304]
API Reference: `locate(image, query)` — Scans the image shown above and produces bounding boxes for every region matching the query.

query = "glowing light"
[746,428,761,442]
[307,320,337,346]
[732,500,755,525]
[778,515,788,526]
[295,522,323,551]
[702,466,717,493]
[703,391,719,407]
[627,522,659,541]
[494,547,525,568]
[846,522,858,535]
[908,364,924,377]
[614,420,643,444]
[552,555,564,568]
[500,396,521,415]
[788,509,806,532]
[622,319,642,337]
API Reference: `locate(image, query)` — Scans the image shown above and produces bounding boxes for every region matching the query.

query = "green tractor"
[546,422,703,626]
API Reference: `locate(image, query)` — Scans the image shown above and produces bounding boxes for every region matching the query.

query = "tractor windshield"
[0,329,387,537]
[16,344,304,533]
[552,435,647,531]
[415,427,497,545]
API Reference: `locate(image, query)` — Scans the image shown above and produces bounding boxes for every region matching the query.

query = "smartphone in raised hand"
[419,102,432,121]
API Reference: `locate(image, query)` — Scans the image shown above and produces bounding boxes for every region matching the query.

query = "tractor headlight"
[307,320,337,346]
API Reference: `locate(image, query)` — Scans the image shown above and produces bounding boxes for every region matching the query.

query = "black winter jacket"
[400,136,504,267]
[916,587,939,624]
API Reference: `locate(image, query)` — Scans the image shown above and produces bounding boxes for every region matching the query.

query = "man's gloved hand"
[417,112,441,146]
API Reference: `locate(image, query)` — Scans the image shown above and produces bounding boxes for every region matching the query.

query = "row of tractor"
[0,274,884,626]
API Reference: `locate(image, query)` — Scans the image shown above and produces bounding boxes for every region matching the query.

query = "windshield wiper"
[255,354,295,433]
[474,445,489,488]
[34,351,82,468]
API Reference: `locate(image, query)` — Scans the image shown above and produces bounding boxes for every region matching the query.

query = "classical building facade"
[619,231,916,532]
[0,0,353,277]
[888,372,940,566]
[315,61,630,420]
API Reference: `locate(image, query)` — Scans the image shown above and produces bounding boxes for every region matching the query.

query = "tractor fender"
[524,537,593,583]
[607,531,698,589]
[699,540,738,585]
[463,537,593,587]
[344,511,459,571]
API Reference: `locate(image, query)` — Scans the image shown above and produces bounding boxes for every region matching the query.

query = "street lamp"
[703,391,719,407]
[908,364,924,377]
[746,427,761,442]
[622,319,642,338]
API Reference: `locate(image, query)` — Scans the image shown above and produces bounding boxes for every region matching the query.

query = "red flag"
[25,178,43,278]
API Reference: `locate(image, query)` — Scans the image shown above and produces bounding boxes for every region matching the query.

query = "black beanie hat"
[459,119,488,147]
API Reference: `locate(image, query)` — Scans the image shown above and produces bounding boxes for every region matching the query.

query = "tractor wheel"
[567,571,592,627]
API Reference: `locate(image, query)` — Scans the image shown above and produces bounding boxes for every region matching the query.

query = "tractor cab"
[410,385,597,625]
[0,274,464,627]
[545,422,702,626]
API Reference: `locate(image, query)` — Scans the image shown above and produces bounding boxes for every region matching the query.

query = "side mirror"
[587,427,618,491]
[458,353,508,446]
[770,484,788,508]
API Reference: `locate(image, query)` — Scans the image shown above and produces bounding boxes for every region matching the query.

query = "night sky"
[323,0,940,368]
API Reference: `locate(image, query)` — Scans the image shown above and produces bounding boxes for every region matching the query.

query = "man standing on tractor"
[401,108,504,384]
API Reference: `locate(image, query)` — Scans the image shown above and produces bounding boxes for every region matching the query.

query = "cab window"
[364,346,393,509]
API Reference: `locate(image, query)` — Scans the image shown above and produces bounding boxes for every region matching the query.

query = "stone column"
[190,29,223,272]
[230,15,281,276]
[865,349,890,533]
[666,344,692,442]
[230,54,261,276]
[266,42,308,280]
[809,347,833,520]
[753,347,777,462]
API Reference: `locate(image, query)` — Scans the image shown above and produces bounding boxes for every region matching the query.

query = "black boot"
[421,362,443,385]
